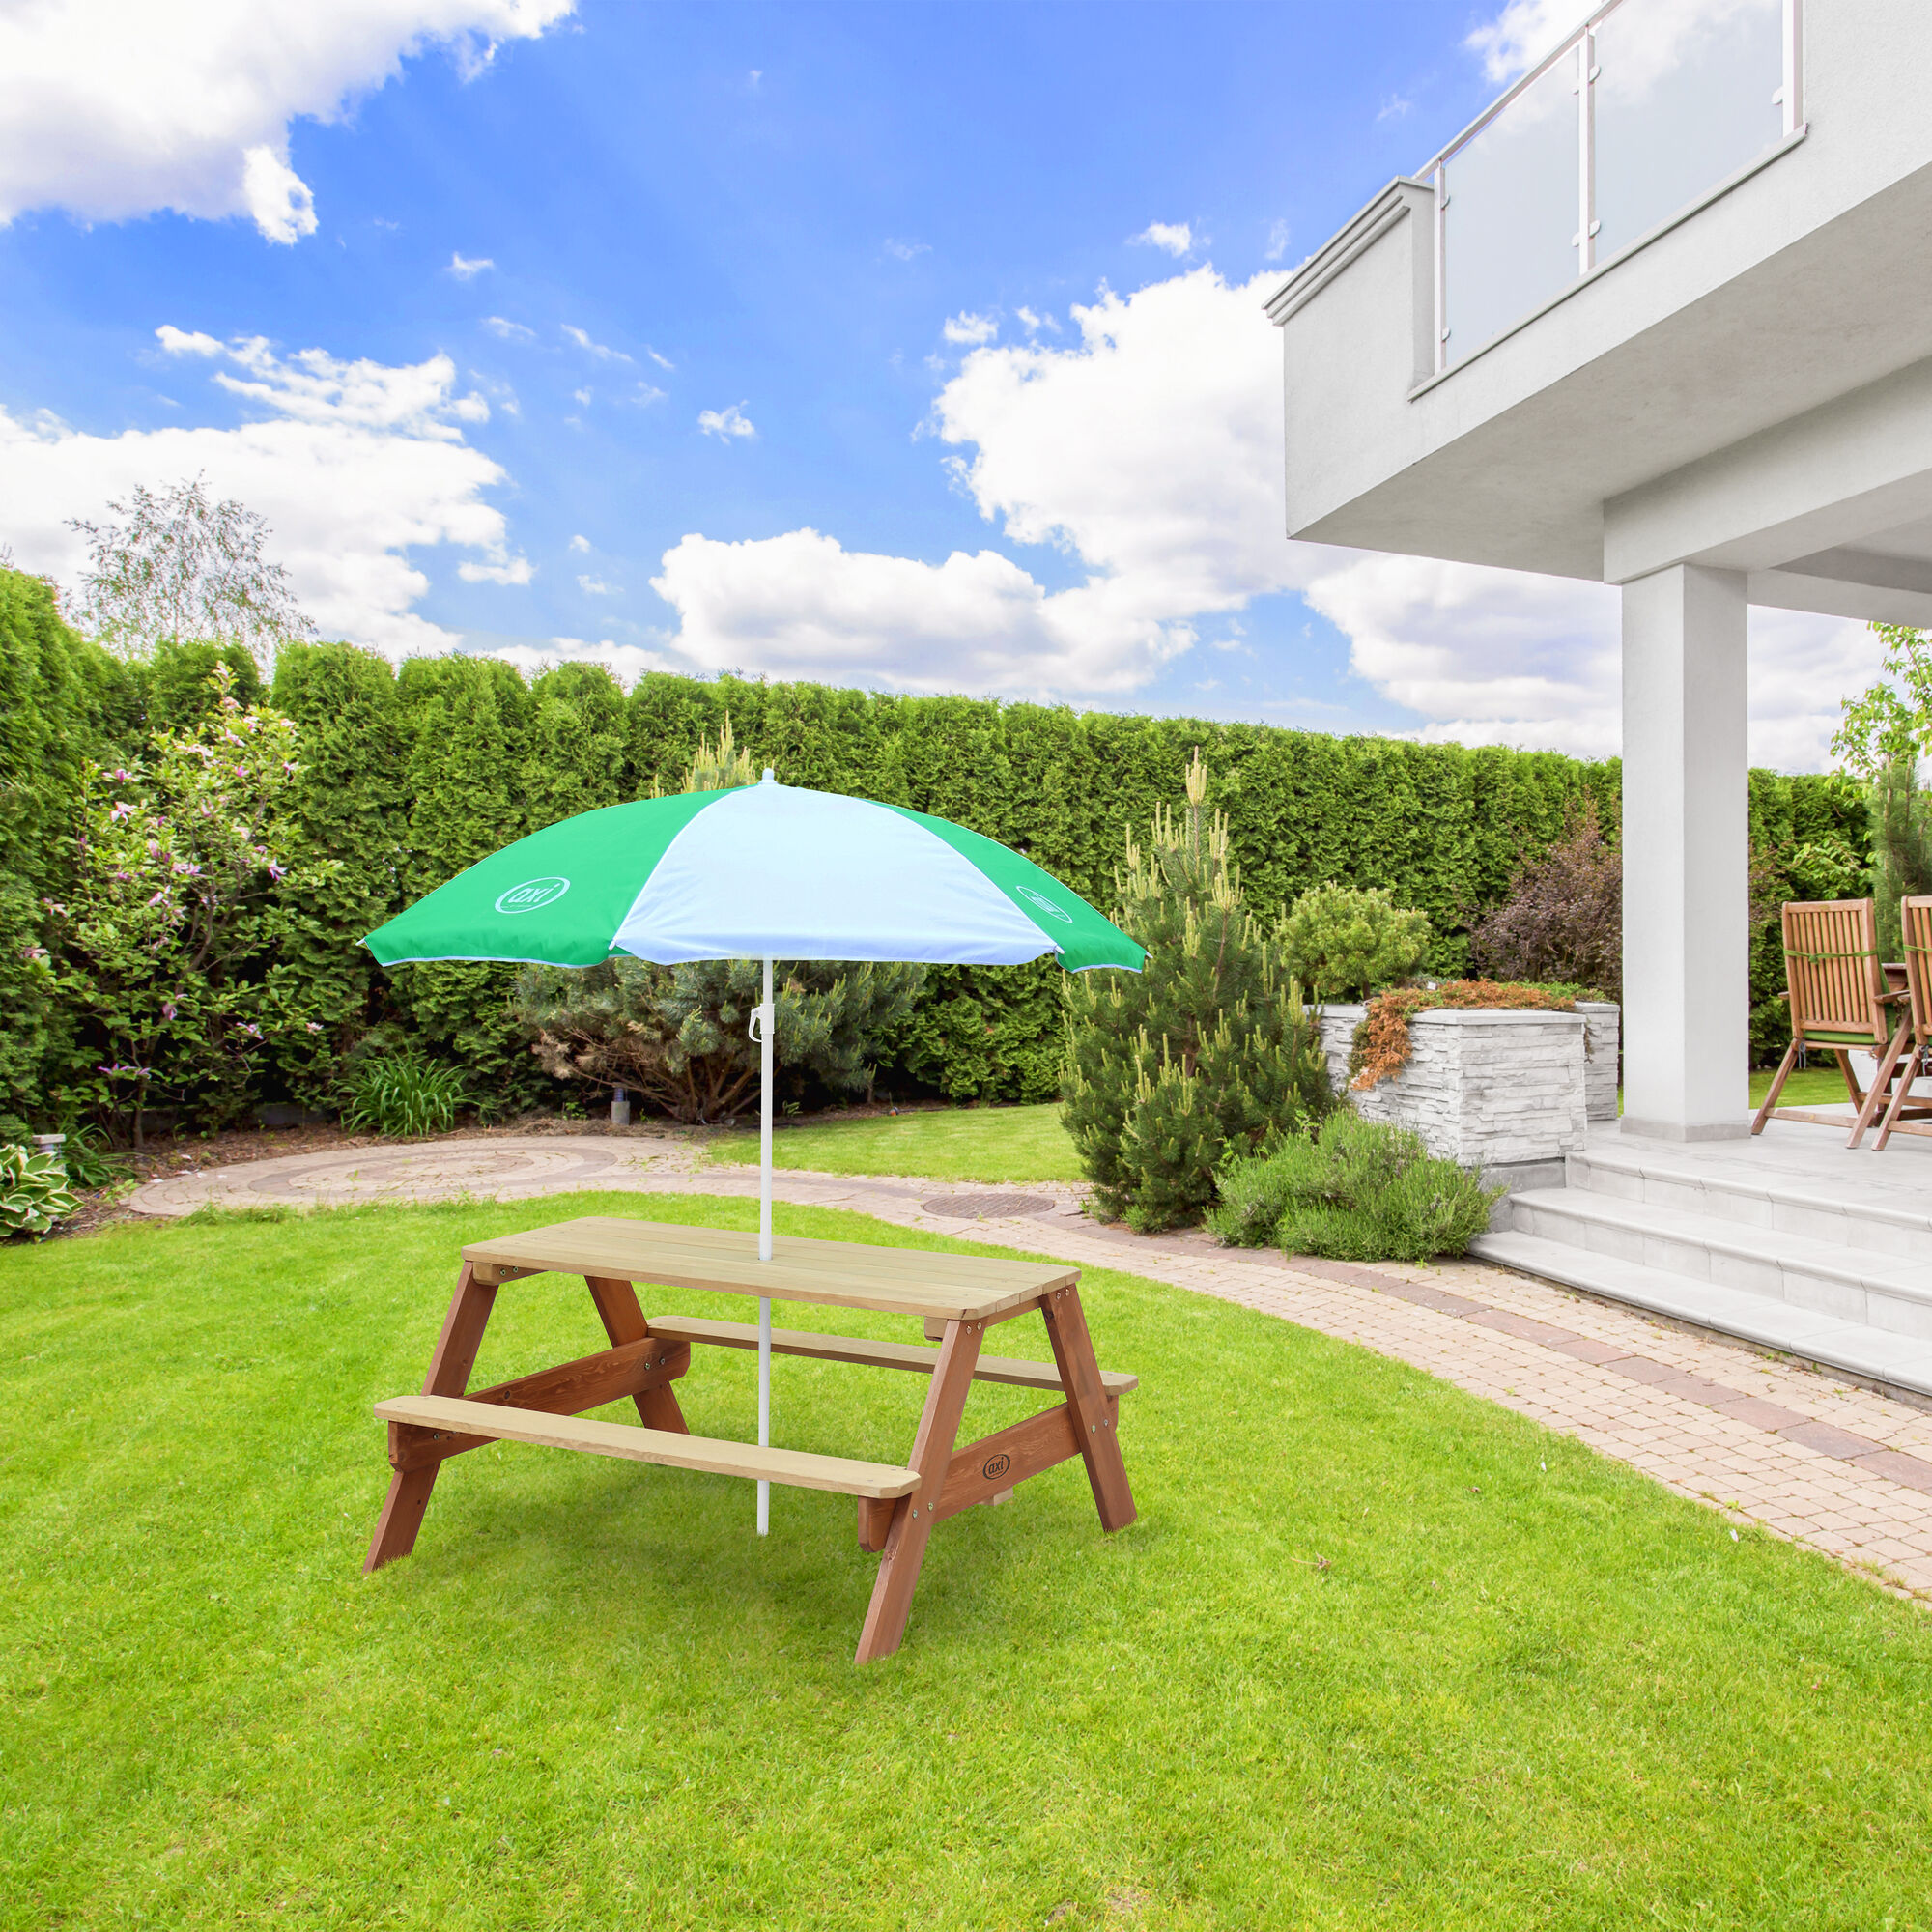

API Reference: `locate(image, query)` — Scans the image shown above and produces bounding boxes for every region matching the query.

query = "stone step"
[1470,1229,1932,1401]
[1506,1184,1932,1343]
[1566,1140,1932,1264]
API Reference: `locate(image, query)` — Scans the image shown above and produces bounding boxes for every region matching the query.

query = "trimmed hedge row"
[0,568,1872,1129]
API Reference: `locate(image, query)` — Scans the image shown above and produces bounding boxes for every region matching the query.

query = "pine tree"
[1062,750,1334,1231]
[511,724,927,1121]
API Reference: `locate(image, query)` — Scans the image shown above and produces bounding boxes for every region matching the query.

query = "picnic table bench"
[365,1216,1137,1663]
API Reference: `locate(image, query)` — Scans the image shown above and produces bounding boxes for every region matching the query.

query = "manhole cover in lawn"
[922,1192,1055,1220]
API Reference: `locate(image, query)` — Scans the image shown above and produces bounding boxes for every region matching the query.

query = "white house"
[1269,0,1930,1144]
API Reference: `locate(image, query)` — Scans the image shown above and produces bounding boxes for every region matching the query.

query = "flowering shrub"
[1348,980,1577,1091]
[43,668,337,1145]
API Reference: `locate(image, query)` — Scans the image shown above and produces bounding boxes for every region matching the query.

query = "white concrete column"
[1620,563,1750,1141]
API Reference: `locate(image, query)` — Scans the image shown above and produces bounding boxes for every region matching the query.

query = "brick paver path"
[131,1140,1932,1602]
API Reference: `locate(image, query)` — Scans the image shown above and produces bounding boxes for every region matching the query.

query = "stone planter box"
[1575,1002,1620,1123]
[1315,1002,1612,1187]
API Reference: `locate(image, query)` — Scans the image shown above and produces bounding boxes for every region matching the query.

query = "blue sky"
[0,1,1879,766]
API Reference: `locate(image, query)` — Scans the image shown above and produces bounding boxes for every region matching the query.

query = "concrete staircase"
[1473,1132,1932,1401]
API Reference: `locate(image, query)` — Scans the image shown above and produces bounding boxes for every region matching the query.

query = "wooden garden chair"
[1863,895,1932,1151]
[1751,898,1911,1145]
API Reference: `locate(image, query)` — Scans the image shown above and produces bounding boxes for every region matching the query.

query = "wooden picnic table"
[364,1216,1137,1663]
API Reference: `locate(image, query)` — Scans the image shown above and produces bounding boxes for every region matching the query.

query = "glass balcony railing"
[1431,0,1800,374]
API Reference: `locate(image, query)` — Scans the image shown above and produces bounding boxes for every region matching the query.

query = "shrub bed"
[1209,1113,1502,1262]
[1348,980,1579,1091]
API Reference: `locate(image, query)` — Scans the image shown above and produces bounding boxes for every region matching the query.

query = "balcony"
[1434,0,1802,375]
[1268,0,1932,590]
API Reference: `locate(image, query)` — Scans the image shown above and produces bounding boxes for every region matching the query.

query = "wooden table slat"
[375,1394,922,1498]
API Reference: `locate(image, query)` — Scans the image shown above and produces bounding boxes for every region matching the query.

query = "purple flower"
[146,890,169,908]
[111,767,132,782]
[161,1001,177,1020]
[305,1021,324,1034]
[267,861,286,881]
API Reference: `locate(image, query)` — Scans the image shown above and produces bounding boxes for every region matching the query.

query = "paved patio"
[130,1138,1932,1603]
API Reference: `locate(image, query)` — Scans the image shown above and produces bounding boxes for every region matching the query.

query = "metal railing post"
[1577,26,1599,276]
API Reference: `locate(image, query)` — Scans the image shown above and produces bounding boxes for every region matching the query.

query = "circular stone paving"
[920,1191,1057,1221]
[129,1136,677,1218]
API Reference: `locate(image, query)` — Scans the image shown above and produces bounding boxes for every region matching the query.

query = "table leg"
[1042,1284,1137,1533]
[854,1315,984,1664]
[364,1263,498,1574]
[586,1275,689,1433]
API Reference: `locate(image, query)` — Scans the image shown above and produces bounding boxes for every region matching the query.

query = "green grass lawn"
[1747,1065,1865,1111]
[5,1194,1931,1930]
[703,1073,1855,1186]
[708,1101,1082,1182]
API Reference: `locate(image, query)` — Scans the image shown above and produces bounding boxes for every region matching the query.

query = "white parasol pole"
[756,951,774,1536]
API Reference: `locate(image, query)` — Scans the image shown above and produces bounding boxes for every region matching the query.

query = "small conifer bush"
[1277,883,1432,1004]
[1062,751,1333,1232]
[1208,1112,1502,1263]
[512,724,925,1122]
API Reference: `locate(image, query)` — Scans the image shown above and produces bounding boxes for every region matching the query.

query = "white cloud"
[562,324,631,362]
[1015,306,1060,335]
[883,239,930,262]
[569,533,591,552]
[1303,556,1623,757]
[0,330,514,658]
[198,332,491,437]
[1377,95,1412,122]
[646,347,675,371]
[572,386,592,406]
[697,403,755,441]
[1264,218,1293,264]
[942,311,999,347]
[489,635,676,688]
[651,528,1192,696]
[458,555,532,584]
[1298,551,1884,769]
[1467,0,1762,86]
[634,383,667,406]
[0,1,575,244]
[577,574,611,594]
[645,268,1293,697]
[935,268,1300,625]
[156,326,224,358]
[483,316,535,342]
[1129,222,1193,258]
[448,250,494,278]
[241,147,316,245]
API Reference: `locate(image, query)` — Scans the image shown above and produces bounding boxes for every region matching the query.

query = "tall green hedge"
[0,567,1876,1127]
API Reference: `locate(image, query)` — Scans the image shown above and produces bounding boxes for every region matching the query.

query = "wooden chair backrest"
[1781,899,1887,1046]
[1901,896,1932,1041]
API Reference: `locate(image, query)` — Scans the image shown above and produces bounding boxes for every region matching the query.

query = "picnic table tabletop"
[367,1216,1137,1663]
[460,1214,1078,1320]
